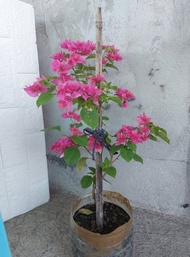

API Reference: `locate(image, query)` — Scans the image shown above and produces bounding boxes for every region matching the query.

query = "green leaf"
[41,125,61,132]
[85,66,95,71]
[76,122,83,128]
[70,122,83,128]
[73,97,85,110]
[149,134,158,141]
[133,154,143,164]
[145,122,154,128]
[102,116,109,121]
[72,135,88,146]
[106,137,111,144]
[42,81,52,89]
[73,70,83,75]
[120,148,134,162]
[100,94,108,101]
[81,175,93,188]
[87,171,95,175]
[36,92,54,107]
[108,85,118,91]
[89,167,96,173]
[78,208,93,215]
[157,131,170,144]
[110,145,123,155]
[158,127,167,135]
[151,126,159,136]
[104,167,116,178]
[107,96,122,105]
[128,142,137,152]
[99,162,105,168]
[104,157,110,167]
[76,157,87,171]
[80,107,99,129]
[64,147,81,165]
[105,63,119,71]
[103,178,111,185]
[86,54,96,59]
[104,47,114,53]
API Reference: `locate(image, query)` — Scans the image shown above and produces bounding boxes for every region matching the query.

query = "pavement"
[5,190,190,257]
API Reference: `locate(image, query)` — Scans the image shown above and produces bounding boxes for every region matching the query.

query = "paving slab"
[5,191,190,257]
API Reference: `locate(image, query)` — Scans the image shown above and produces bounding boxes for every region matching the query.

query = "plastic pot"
[70,190,133,257]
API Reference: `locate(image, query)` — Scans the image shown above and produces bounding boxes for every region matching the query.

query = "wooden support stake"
[95,7,103,230]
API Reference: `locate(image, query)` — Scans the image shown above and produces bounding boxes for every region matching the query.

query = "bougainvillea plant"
[24,39,169,229]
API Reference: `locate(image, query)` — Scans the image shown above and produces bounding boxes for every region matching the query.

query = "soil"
[73,201,130,234]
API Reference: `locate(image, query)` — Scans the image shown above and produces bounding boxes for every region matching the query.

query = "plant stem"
[95,7,103,231]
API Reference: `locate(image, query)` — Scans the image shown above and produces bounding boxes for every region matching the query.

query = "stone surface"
[5,190,190,257]
[0,0,49,222]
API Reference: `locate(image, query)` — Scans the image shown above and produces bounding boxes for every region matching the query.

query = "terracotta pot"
[70,190,133,257]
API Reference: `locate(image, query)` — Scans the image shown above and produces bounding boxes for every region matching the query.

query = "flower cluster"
[57,80,102,111]
[24,77,47,97]
[115,88,135,108]
[50,137,75,158]
[116,113,151,145]
[24,39,169,188]
[60,39,96,55]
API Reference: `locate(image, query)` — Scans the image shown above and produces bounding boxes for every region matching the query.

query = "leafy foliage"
[24,39,170,195]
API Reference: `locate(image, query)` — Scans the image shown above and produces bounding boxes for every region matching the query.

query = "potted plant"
[24,9,169,257]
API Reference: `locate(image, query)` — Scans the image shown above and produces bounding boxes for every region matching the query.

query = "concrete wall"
[21,0,190,217]
[0,0,49,221]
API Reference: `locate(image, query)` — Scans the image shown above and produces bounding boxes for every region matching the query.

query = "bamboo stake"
[95,7,103,230]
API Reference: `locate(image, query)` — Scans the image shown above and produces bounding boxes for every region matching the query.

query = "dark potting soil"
[73,201,130,234]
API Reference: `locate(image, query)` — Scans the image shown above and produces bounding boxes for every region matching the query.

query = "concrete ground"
[5,190,190,257]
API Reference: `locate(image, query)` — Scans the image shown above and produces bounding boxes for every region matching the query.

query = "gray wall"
[21,0,190,217]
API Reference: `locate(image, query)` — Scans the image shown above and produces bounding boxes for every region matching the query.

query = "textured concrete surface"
[5,190,190,257]
[0,0,49,222]
[20,0,190,218]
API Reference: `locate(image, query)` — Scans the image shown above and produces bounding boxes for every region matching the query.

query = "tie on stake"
[83,128,117,160]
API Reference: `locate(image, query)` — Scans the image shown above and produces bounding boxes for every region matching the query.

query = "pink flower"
[61,110,81,122]
[60,39,95,55]
[24,80,47,97]
[137,113,151,125]
[116,131,127,145]
[60,39,76,52]
[102,58,108,65]
[57,81,81,100]
[88,75,105,85]
[103,44,123,62]
[88,136,103,153]
[107,52,122,62]
[116,125,134,145]
[57,81,82,111]
[50,137,75,157]
[50,60,70,74]
[129,130,143,144]
[79,84,102,105]
[58,74,75,82]
[69,125,83,136]
[138,125,151,142]
[116,123,151,145]
[139,125,150,134]
[103,44,119,52]
[115,88,135,108]
[67,53,85,67]
[58,99,72,110]
[51,51,66,62]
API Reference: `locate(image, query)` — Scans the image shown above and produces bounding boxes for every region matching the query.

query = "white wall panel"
[0,0,49,221]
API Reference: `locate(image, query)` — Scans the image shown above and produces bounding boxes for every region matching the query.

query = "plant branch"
[112,153,121,164]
